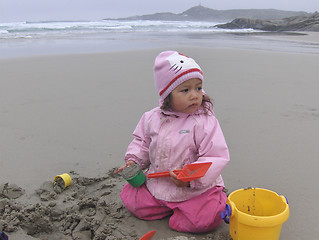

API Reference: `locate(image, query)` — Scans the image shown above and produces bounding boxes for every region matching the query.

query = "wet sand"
[0,170,231,239]
[0,44,319,239]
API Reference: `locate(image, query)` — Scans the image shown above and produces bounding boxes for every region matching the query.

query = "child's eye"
[181,89,188,93]
[196,87,202,91]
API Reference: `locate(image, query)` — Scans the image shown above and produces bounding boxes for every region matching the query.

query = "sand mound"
[0,169,231,240]
[0,169,139,239]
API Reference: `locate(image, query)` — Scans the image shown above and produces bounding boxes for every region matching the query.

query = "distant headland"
[106,5,319,32]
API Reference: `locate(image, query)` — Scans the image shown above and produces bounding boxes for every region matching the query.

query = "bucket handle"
[221,204,232,224]
[281,195,289,204]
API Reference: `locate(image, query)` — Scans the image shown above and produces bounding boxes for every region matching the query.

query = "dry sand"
[0,43,319,239]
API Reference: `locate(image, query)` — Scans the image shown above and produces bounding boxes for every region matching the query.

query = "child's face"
[170,78,203,114]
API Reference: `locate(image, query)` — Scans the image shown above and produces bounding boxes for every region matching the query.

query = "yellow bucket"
[221,188,289,240]
[53,173,72,189]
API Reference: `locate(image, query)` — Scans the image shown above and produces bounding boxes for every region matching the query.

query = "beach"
[0,34,319,239]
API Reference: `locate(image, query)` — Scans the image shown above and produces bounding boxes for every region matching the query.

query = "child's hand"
[169,171,190,188]
[114,160,136,174]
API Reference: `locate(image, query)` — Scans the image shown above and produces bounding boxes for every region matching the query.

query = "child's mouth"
[189,103,198,108]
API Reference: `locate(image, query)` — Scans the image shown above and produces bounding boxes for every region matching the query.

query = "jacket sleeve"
[192,114,230,189]
[124,112,151,170]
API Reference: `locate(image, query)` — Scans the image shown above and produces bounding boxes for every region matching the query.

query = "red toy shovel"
[139,230,156,240]
[147,162,212,182]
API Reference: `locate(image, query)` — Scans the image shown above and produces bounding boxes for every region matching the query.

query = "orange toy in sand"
[139,230,156,240]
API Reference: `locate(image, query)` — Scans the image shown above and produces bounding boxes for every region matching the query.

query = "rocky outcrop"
[215,12,319,31]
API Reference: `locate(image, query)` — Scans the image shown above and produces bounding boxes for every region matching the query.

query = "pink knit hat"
[154,51,204,102]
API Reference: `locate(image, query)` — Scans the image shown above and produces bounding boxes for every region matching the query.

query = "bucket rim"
[123,168,144,181]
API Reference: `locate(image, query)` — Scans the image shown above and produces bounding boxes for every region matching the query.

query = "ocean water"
[0,19,318,58]
[0,19,256,37]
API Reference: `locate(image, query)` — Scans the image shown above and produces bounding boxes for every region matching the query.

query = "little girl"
[118,51,230,233]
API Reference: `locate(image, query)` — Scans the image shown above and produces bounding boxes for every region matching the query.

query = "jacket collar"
[160,106,208,118]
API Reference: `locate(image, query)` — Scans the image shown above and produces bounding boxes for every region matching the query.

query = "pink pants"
[120,183,227,233]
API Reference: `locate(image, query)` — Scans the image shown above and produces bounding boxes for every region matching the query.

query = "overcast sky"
[0,0,318,23]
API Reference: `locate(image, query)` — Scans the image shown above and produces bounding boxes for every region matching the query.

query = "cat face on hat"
[154,51,204,101]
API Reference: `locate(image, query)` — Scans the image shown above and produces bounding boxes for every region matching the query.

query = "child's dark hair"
[161,94,213,114]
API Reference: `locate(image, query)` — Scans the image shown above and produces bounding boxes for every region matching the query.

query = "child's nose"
[190,90,198,99]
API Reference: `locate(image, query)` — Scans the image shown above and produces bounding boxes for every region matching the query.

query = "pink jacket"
[125,106,230,202]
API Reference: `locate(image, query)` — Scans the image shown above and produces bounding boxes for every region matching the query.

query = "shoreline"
[1,46,319,239]
[1,30,319,60]
[249,31,319,44]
